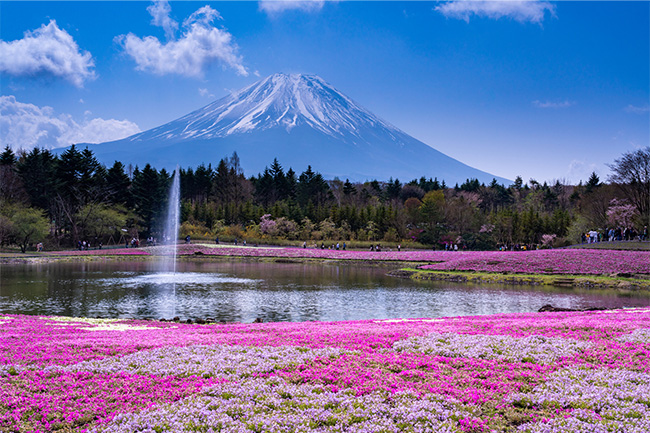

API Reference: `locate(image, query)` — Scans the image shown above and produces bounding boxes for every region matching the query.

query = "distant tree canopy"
[0,144,647,251]
[607,146,650,223]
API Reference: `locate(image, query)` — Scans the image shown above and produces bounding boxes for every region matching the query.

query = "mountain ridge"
[71,73,510,184]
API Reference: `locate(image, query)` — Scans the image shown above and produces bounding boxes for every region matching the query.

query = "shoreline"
[2,249,650,291]
[391,267,650,291]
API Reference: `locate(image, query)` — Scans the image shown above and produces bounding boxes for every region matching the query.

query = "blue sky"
[1,1,648,184]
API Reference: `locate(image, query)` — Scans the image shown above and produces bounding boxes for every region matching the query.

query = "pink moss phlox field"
[46,248,150,256]
[173,244,650,275]
[42,244,650,275]
[0,370,217,432]
[2,309,650,431]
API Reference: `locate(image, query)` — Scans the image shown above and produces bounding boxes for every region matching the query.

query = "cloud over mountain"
[259,0,327,15]
[117,2,247,77]
[0,20,95,87]
[436,1,555,24]
[0,96,140,151]
[532,100,575,109]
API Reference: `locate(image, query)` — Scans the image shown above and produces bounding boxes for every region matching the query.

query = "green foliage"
[4,148,645,250]
[75,204,127,240]
[2,204,50,252]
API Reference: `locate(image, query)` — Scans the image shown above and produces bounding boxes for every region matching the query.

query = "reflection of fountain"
[159,166,181,274]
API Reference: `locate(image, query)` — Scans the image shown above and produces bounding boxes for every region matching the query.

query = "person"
[302,241,306,249]
[643,226,648,241]
[397,244,401,252]
[336,242,340,250]
[215,237,219,244]
[342,242,346,250]
[98,242,102,250]
[185,235,191,244]
[37,242,43,252]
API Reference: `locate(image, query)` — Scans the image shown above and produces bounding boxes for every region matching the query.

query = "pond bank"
[391,267,650,291]
[3,245,649,290]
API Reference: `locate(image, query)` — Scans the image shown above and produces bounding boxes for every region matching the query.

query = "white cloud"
[625,104,650,114]
[117,4,247,77]
[184,5,222,27]
[567,159,603,184]
[0,20,95,87]
[435,1,555,24]
[0,95,140,151]
[259,0,326,15]
[147,0,178,40]
[532,100,575,109]
[198,87,214,98]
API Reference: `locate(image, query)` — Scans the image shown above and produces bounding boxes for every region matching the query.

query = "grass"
[565,240,650,251]
[395,267,650,290]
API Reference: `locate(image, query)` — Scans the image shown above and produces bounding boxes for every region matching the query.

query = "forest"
[0,145,648,252]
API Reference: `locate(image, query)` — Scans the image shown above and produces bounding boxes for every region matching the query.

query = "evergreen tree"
[297,166,329,207]
[106,161,132,206]
[16,147,58,212]
[343,179,356,196]
[0,146,17,166]
[386,178,402,200]
[131,164,165,234]
[585,171,600,193]
[0,146,26,204]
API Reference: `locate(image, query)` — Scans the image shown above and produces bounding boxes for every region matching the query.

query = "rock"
[195,318,206,324]
[253,317,263,323]
[172,316,180,322]
[159,318,168,322]
[185,319,193,324]
[538,304,610,313]
[538,304,576,312]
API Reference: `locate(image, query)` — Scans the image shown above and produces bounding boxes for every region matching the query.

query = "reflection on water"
[0,260,649,322]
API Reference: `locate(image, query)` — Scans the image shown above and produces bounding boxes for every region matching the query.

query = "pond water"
[1,260,648,322]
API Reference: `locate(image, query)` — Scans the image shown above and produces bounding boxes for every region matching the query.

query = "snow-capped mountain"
[135,73,399,141]
[77,73,509,184]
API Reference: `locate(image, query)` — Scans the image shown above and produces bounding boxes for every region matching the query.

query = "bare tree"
[607,147,650,224]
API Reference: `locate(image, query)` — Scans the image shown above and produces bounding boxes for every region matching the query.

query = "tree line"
[1,144,648,251]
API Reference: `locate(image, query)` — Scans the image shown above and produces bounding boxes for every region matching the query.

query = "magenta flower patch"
[1,310,650,431]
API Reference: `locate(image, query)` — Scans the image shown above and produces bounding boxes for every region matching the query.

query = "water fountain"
[159,165,181,274]
[114,166,257,319]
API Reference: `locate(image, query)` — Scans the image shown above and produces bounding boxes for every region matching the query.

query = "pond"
[1,260,648,322]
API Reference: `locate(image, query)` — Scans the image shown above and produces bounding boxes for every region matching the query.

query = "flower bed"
[2,310,650,432]
[174,244,650,275]
[46,248,150,256]
[40,245,650,276]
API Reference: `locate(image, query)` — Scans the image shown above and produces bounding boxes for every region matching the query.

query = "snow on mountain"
[130,74,399,142]
[74,73,509,184]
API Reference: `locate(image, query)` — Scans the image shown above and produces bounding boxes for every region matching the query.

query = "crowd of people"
[77,239,102,250]
[582,226,648,244]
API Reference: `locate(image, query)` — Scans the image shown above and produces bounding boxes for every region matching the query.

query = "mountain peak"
[131,73,397,143]
[82,73,509,184]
